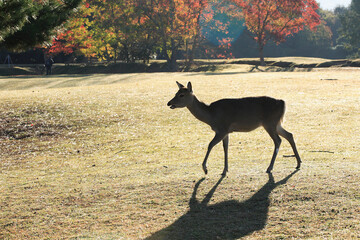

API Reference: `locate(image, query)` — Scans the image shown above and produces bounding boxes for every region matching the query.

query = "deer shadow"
[145,170,299,240]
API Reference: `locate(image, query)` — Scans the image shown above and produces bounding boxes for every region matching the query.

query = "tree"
[85,0,151,63]
[321,8,343,47]
[0,0,81,51]
[138,0,209,70]
[48,1,97,61]
[199,0,244,59]
[284,23,333,57]
[0,0,33,40]
[50,0,157,63]
[339,0,360,57]
[230,0,321,65]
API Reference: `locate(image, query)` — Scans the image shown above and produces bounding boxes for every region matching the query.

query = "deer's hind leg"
[222,135,229,176]
[264,124,282,173]
[276,124,302,169]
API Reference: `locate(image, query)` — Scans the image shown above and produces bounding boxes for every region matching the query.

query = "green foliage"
[0,0,33,38]
[320,8,343,45]
[339,0,360,57]
[0,0,81,51]
[286,23,333,56]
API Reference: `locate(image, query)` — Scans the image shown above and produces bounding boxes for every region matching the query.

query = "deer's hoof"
[202,164,208,175]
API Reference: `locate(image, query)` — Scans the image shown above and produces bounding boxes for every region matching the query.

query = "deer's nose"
[167,101,171,106]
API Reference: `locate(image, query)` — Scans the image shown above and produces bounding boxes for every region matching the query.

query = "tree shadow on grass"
[145,170,299,240]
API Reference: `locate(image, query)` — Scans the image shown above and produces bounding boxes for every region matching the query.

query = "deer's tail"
[278,99,286,124]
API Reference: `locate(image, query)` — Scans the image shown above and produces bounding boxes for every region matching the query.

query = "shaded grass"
[1,57,359,76]
[0,67,359,239]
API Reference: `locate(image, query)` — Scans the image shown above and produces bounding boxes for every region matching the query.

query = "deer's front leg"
[202,133,225,175]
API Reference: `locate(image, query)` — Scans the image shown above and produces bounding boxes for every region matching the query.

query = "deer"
[167,81,302,176]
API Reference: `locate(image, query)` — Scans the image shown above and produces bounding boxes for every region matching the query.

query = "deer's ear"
[187,82,192,92]
[176,81,184,89]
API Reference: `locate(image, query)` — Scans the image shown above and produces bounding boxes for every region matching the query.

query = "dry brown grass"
[0,66,359,239]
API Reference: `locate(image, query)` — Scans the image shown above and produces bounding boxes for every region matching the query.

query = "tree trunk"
[188,36,197,67]
[168,38,178,71]
[169,52,178,71]
[259,44,265,66]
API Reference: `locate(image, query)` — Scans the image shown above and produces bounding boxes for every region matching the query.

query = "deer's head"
[167,81,194,109]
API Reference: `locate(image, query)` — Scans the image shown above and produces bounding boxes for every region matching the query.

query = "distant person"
[45,57,54,75]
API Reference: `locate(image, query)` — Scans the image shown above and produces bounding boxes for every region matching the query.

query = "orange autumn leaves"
[48,0,320,63]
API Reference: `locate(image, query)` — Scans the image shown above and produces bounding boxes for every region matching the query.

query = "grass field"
[0,64,359,239]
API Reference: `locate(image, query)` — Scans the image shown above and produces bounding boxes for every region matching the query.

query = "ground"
[0,62,359,239]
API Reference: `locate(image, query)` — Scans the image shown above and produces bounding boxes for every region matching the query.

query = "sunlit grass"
[0,65,359,239]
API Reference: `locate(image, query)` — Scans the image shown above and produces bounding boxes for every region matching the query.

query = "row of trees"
[1,0,359,68]
[46,0,321,67]
[48,0,224,69]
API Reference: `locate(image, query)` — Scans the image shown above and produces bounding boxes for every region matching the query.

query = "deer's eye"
[179,94,185,98]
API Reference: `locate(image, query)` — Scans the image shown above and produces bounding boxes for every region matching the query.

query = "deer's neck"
[187,96,212,126]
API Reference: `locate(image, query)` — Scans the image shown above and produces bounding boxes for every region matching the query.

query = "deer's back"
[209,96,285,132]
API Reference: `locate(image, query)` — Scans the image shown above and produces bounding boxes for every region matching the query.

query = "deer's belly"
[228,122,261,133]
